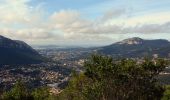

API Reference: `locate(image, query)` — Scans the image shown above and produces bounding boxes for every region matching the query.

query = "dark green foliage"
[60,55,167,100]
[1,81,52,100]
[32,87,50,100]
[162,85,170,100]
[57,72,89,100]
[1,80,33,100]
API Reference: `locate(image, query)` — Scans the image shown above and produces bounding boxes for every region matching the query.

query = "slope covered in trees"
[58,55,168,100]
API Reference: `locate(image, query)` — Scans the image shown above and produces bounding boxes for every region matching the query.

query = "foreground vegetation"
[1,80,51,100]
[1,55,170,100]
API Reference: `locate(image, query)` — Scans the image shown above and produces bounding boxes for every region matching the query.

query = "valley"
[1,36,170,95]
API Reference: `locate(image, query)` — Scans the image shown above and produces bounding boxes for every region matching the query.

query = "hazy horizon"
[0,0,170,46]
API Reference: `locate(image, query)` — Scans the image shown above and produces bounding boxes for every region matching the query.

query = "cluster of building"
[38,48,92,71]
[1,47,170,94]
[0,63,71,91]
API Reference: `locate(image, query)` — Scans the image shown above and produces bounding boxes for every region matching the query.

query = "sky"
[0,0,170,46]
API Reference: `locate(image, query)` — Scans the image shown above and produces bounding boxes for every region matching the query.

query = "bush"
[59,55,167,100]
[162,85,170,100]
[1,81,51,100]
[32,87,50,100]
[1,80,33,100]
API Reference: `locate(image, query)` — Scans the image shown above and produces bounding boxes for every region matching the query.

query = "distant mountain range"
[1,35,170,65]
[0,35,44,65]
[98,37,170,58]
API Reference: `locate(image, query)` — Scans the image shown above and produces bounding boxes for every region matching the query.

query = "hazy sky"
[0,0,170,46]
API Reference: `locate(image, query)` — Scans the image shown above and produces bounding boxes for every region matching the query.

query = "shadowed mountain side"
[0,35,45,65]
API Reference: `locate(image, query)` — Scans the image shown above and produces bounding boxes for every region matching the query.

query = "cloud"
[49,9,125,35]
[50,10,93,33]
[0,0,56,42]
[0,0,32,24]
[100,8,126,22]
[50,9,170,35]
[118,12,170,27]
[0,0,170,45]
[126,22,170,34]
[0,28,58,39]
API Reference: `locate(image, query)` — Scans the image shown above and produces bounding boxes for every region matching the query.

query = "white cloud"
[0,0,55,42]
[126,22,170,34]
[101,8,126,22]
[49,9,125,35]
[109,12,170,27]
[50,9,170,35]
[0,0,31,24]
[0,0,170,45]
[50,10,93,33]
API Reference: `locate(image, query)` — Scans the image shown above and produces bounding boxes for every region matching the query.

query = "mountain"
[98,37,170,58]
[0,35,44,65]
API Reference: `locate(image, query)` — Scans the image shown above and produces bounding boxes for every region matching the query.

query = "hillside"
[98,37,170,58]
[0,35,44,65]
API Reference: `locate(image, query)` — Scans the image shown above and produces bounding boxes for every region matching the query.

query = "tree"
[1,81,53,100]
[162,85,170,100]
[32,87,50,100]
[57,72,90,100]
[1,80,33,100]
[59,55,167,100]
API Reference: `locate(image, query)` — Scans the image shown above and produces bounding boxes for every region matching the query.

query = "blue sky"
[39,0,170,18]
[0,0,170,46]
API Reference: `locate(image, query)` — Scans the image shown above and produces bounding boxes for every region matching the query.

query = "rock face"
[116,37,144,45]
[98,37,170,58]
[0,35,44,65]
